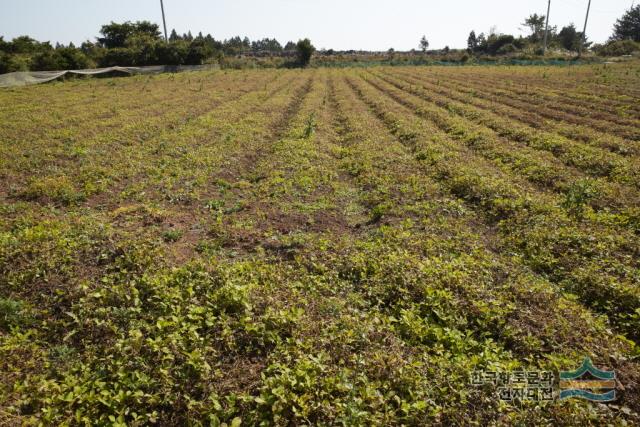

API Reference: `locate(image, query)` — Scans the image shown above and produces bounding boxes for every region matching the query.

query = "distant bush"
[31,48,92,71]
[0,51,32,73]
[97,40,213,67]
[10,55,31,71]
[595,40,640,56]
[476,34,527,55]
[99,47,139,67]
[0,52,11,73]
[497,43,518,55]
[155,42,188,66]
[218,56,285,69]
[185,39,213,65]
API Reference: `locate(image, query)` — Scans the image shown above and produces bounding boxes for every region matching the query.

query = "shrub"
[185,39,212,65]
[31,48,92,71]
[153,43,184,65]
[497,43,518,55]
[595,39,640,56]
[486,34,517,55]
[99,47,139,67]
[0,52,11,73]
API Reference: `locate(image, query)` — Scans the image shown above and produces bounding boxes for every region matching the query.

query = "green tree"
[467,31,478,52]
[476,32,487,52]
[169,29,181,42]
[123,32,161,65]
[203,34,223,53]
[522,13,546,43]
[0,36,8,53]
[155,41,189,65]
[185,39,213,64]
[9,36,45,54]
[98,22,135,48]
[252,38,283,53]
[611,5,640,42]
[419,36,429,52]
[296,38,315,67]
[223,36,250,55]
[80,40,102,60]
[557,24,584,52]
[98,21,161,49]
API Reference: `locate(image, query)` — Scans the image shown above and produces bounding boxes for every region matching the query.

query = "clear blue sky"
[0,0,636,50]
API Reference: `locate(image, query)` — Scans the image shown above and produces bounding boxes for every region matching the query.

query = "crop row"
[342,71,640,343]
[362,71,640,229]
[423,68,640,128]
[391,68,640,157]
[3,72,298,205]
[370,70,640,194]
[325,73,640,421]
[434,65,640,105]
[0,70,284,171]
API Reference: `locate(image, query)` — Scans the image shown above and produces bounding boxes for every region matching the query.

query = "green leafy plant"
[302,112,317,138]
[562,179,599,218]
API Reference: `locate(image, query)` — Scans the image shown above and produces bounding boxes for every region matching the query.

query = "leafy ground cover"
[1,64,639,425]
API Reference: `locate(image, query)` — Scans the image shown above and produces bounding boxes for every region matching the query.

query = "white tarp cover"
[0,65,214,88]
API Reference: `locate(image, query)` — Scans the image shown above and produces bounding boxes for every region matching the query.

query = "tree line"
[0,21,315,73]
[464,7,640,56]
[0,5,639,73]
[419,6,638,58]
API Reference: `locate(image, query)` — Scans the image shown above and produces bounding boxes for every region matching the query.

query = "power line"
[160,0,168,42]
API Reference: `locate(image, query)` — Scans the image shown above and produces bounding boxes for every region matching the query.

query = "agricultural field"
[1,63,640,425]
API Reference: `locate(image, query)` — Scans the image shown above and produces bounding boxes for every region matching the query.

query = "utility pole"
[580,0,592,54]
[160,0,168,42]
[543,0,551,54]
